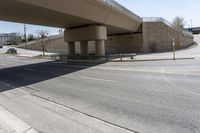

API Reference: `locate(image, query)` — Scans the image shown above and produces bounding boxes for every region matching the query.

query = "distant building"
[0,33,22,46]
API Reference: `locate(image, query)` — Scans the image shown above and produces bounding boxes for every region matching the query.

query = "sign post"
[172,38,176,61]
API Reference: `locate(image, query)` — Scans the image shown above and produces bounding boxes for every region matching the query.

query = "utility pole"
[58,28,63,35]
[24,23,27,49]
[190,19,193,28]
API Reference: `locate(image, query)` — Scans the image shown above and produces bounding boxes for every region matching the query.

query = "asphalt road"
[0,45,200,133]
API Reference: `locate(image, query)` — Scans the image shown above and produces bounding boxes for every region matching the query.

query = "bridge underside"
[0,0,143,56]
[0,0,142,35]
[192,30,200,34]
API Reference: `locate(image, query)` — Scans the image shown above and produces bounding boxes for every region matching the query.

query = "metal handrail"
[53,53,137,61]
[143,17,193,37]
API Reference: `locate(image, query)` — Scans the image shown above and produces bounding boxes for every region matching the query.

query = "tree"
[172,16,186,29]
[9,32,22,45]
[36,30,49,56]
[27,34,35,41]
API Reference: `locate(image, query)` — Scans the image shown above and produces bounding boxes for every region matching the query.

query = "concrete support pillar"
[64,26,107,57]
[96,40,105,56]
[80,41,88,56]
[68,41,75,56]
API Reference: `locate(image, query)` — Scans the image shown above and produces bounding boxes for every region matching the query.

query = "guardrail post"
[106,54,109,61]
[172,38,176,61]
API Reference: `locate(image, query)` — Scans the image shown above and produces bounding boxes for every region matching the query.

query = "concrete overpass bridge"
[190,27,200,34]
[0,0,142,56]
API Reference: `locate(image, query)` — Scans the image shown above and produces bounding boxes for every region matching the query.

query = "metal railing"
[143,17,193,37]
[52,53,137,61]
[101,0,142,21]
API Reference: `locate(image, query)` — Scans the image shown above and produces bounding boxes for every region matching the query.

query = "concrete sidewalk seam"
[0,104,39,133]
[31,93,139,133]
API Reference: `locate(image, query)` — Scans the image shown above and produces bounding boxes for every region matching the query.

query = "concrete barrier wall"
[142,22,194,52]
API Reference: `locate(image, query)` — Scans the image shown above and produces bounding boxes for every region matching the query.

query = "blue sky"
[0,0,199,35]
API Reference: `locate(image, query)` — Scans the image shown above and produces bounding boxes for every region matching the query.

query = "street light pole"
[24,23,27,49]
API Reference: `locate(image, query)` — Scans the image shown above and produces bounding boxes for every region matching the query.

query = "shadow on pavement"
[0,60,102,92]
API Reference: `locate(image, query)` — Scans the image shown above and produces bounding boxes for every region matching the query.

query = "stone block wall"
[142,22,194,53]
[18,36,68,54]
[106,33,143,53]
[18,33,143,55]
[18,36,96,55]
[181,35,194,48]
[18,22,194,55]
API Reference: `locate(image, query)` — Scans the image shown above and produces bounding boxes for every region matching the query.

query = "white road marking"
[0,81,15,89]
[67,64,89,68]
[23,68,37,72]
[0,81,11,87]
[94,66,200,76]
[161,68,200,96]
[51,62,67,64]
[81,76,115,83]
[1,63,7,66]
[51,64,88,69]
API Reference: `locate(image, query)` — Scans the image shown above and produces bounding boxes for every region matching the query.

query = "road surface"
[0,44,200,133]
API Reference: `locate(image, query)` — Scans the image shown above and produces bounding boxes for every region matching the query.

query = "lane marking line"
[0,81,13,87]
[161,69,200,96]
[81,76,115,83]
[23,68,37,72]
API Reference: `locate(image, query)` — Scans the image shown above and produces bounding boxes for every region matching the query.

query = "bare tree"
[27,34,35,42]
[9,32,23,45]
[172,16,186,29]
[36,30,49,56]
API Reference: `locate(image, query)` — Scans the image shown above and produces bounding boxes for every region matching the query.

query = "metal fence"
[101,0,142,21]
[143,17,193,37]
[52,53,137,61]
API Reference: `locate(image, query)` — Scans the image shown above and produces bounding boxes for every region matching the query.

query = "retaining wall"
[142,22,194,52]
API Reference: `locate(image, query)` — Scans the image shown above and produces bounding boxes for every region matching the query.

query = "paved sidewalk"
[0,88,137,133]
[0,105,39,133]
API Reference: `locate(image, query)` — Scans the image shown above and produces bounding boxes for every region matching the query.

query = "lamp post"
[172,38,176,61]
[24,23,27,49]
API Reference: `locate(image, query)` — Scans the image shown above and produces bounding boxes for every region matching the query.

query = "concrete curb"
[0,105,39,133]
[51,57,195,64]
[111,57,195,62]
[63,59,107,64]
[133,57,195,62]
